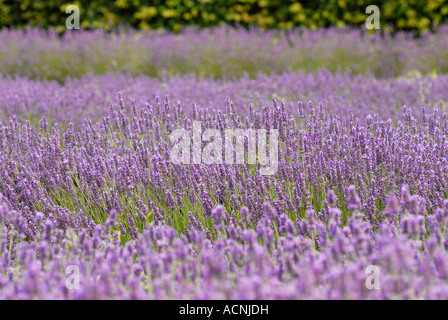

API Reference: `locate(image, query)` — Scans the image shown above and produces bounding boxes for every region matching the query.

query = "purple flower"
[346,185,361,211]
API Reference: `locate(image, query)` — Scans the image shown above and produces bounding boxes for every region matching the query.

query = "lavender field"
[1,27,448,300]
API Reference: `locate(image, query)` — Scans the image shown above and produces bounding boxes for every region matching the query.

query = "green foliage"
[0,0,447,33]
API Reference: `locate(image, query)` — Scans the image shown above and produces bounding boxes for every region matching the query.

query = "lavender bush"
[1,70,447,127]
[1,94,448,299]
[1,27,448,300]
[1,26,448,82]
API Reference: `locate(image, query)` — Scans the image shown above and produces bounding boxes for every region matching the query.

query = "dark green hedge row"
[0,0,447,33]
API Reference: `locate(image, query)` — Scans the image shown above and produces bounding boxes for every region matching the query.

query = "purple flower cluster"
[2,25,448,300]
[2,70,448,127]
[1,90,448,299]
[1,190,448,299]
[2,26,448,81]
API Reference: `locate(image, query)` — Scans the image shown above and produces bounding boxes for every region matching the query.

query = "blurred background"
[0,0,446,33]
[2,0,448,126]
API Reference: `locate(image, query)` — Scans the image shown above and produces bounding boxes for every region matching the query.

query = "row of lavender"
[1,70,448,127]
[2,199,448,299]
[1,88,448,298]
[1,26,448,81]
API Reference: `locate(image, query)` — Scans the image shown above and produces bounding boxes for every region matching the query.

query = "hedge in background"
[0,0,447,33]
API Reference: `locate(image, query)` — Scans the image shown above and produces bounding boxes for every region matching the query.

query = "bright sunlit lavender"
[1,2,448,301]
